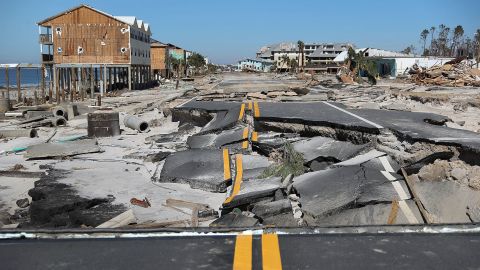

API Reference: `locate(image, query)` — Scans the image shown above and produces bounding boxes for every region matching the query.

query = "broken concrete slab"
[209,211,259,227]
[413,177,480,223]
[292,136,369,163]
[158,149,228,192]
[24,139,103,160]
[293,166,411,223]
[332,149,386,167]
[316,200,423,226]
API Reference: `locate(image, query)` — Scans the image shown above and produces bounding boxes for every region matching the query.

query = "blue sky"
[1,0,479,64]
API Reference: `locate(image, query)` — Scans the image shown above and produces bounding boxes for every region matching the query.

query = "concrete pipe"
[52,106,68,120]
[51,116,67,127]
[124,114,149,133]
[0,128,38,138]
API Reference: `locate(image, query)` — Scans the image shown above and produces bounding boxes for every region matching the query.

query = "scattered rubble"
[410,59,480,87]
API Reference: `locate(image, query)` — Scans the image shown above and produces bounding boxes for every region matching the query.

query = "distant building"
[334,48,454,77]
[150,39,190,78]
[237,58,273,72]
[37,4,152,92]
[256,42,353,73]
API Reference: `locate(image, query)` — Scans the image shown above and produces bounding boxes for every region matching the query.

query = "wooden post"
[5,67,10,102]
[41,65,46,104]
[34,90,38,105]
[103,65,107,96]
[90,65,94,99]
[128,66,132,91]
[16,67,21,102]
[49,66,53,104]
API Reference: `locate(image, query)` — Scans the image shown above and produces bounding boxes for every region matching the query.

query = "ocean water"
[0,68,52,88]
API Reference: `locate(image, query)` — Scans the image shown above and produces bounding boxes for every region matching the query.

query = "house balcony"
[39,34,53,44]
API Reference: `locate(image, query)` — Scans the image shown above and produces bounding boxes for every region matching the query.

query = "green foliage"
[259,142,305,179]
[346,48,378,84]
[187,52,206,69]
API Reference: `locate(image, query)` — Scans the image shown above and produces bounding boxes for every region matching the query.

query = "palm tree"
[429,26,436,55]
[279,54,289,72]
[297,40,305,73]
[451,25,464,57]
[420,29,429,56]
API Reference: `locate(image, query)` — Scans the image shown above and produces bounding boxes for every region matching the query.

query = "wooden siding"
[151,47,167,70]
[42,6,130,64]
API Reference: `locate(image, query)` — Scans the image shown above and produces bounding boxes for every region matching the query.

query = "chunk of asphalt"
[24,139,103,160]
[332,149,386,167]
[315,200,423,226]
[262,212,298,227]
[253,132,302,155]
[173,100,243,135]
[293,166,410,222]
[403,151,455,175]
[222,177,281,210]
[158,149,228,192]
[292,136,369,163]
[209,212,259,227]
[242,155,271,180]
[187,127,246,149]
[252,199,292,220]
[413,177,480,223]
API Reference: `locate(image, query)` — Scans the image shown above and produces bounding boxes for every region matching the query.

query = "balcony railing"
[41,54,53,63]
[39,34,53,44]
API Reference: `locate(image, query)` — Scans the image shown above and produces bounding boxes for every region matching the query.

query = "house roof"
[38,4,151,33]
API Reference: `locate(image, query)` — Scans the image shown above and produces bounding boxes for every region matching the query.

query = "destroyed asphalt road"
[2,72,480,231]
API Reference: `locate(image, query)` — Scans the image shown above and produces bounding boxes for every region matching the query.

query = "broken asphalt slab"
[158,149,229,192]
[293,166,410,224]
[173,100,244,135]
[222,176,281,211]
[254,101,480,163]
[187,127,247,149]
[24,139,103,160]
[292,136,369,163]
[26,166,126,228]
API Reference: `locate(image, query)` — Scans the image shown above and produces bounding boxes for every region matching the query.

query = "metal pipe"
[0,129,38,138]
[124,114,149,133]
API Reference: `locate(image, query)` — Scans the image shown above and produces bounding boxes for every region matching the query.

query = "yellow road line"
[262,233,282,270]
[238,103,246,121]
[224,154,243,204]
[251,132,258,142]
[247,101,253,111]
[232,234,252,270]
[253,101,260,118]
[242,127,249,149]
[223,148,231,181]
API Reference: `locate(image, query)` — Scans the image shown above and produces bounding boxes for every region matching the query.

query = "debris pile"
[409,60,480,87]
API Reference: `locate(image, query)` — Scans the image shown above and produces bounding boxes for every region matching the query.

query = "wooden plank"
[401,168,432,224]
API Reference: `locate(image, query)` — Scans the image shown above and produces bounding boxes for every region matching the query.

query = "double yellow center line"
[224,154,243,204]
[233,233,283,270]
